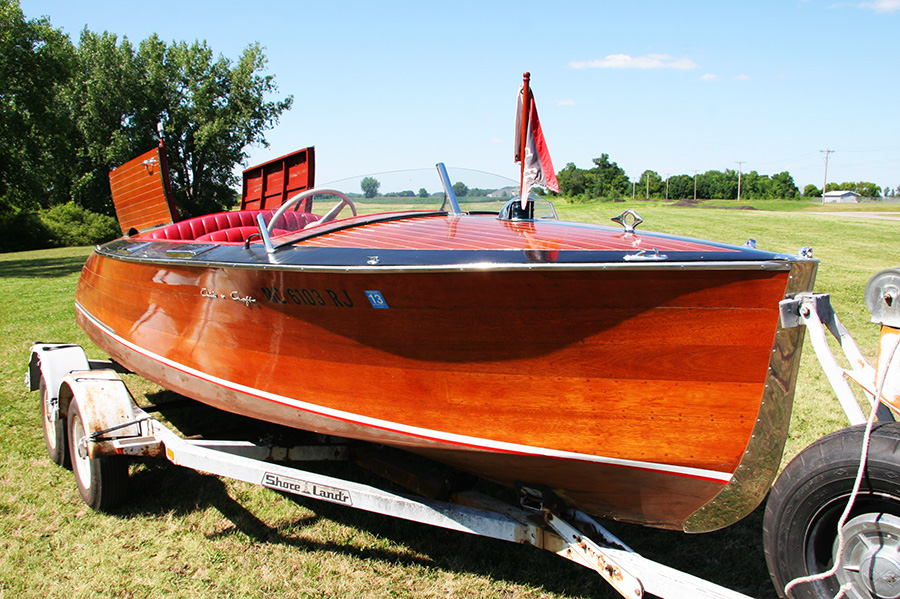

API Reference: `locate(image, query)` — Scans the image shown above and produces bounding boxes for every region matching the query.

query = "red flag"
[515,79,559,208]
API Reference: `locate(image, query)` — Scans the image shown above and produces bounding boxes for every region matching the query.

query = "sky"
[19,0,900,195]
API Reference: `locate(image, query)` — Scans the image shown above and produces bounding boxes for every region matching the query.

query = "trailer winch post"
[781,292,896,424]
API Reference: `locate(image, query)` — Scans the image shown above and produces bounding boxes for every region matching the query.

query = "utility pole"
[693,170,698,201]
[820,149,834,205]
[665,173,670,201]
[735,161,744,201]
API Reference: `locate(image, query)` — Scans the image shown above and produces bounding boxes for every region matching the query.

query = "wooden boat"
[72,144,817,534]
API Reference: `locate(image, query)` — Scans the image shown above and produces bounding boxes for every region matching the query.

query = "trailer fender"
[59,370,140,459]
[27,344,91,403]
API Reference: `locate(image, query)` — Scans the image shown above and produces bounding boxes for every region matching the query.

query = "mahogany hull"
[74,233,815,531]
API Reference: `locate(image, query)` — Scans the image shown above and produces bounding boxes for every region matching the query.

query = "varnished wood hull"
[75,237,815,531]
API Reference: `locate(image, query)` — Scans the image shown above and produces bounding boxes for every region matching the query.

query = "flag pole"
[518,72,531,200]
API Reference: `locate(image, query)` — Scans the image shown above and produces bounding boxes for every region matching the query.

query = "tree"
[555,155,805,201]
[587,154,630,199]
[667,174,695,200]
[555,155,630,200]
[361,176,380,198]
[556,162,588,197]
[63,30,145,214]
[824,181,881,197]
[803,184,821,198]
[452,182,468,197]
[0,0,76,214]
[638,170,664,198]
[856,182,881,197]
[418,188,428,198]
[770,172,800,199]
[741,171,769,199]
[157,39,292,216]
[697,170,738,199]
[65,33,292,216]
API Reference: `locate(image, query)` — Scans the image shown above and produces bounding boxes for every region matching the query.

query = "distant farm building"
[822,190,860,203]
[488,187,518,198]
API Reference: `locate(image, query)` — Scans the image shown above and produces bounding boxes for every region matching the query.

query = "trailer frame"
[27,341,758,599]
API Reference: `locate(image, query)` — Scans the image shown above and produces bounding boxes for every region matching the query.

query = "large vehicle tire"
[763,422,900,599]
[66,398,128,512]
[40,377,70,469]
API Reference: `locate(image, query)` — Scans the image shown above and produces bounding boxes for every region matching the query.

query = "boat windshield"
[287,165,558,226]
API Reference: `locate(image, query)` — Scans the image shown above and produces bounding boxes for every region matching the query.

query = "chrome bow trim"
[683,259,818,533]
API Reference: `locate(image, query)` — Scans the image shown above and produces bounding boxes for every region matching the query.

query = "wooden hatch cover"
[108,145,180,234]
[241,146,315,211]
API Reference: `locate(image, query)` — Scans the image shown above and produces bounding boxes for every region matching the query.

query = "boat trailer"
[25,267,900,599]
[27,341,754,599]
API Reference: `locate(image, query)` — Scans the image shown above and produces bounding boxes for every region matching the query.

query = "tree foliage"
[638,170,665,198]
[1,0,292,236]
[360,176,380,198]
[557,154,629,201]
[555,155,802,201]
[825,181,881,197]
[63,30,146,214]
[803,184,821,197]
[157,39,292,216]
[66,32,292,216]
[667,174,695,199]
[0,0,75,213]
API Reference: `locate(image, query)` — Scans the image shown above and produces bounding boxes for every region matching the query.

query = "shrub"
[40,202,121,247]
[0,207,54,253]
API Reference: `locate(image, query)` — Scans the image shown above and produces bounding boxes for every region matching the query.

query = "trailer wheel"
[67,398,128,512]
[763,423,900,599]
[40,377,70,469]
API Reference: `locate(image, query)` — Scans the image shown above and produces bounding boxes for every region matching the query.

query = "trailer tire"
[40,377,70,469]
[763,423,900,599]
[67,398,128,512]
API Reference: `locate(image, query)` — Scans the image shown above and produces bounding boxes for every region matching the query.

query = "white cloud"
[699,73,721,81]
[569,53,699,70]
[859,0,900,12]
[733,74,751,81]
[555,99,575,106]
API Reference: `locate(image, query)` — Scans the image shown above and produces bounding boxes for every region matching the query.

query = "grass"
[0,200,897,599]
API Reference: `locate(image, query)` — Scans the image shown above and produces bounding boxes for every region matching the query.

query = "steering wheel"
[266,188,357,234]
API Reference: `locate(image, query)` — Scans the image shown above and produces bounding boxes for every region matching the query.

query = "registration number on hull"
[259,286,389,309]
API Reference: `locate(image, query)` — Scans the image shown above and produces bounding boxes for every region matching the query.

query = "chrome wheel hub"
[71,413,92,490]
[836,512,900,599]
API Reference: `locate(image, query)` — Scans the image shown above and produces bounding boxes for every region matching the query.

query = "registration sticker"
[365,290,389,309]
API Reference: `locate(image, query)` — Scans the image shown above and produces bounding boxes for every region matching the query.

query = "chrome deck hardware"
[611,210,643,233]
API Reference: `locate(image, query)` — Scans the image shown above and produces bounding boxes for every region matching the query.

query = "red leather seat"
[195,226,261,243]
[141,210,321,242]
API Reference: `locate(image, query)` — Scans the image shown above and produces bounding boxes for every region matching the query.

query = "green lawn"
[0,200,896,598]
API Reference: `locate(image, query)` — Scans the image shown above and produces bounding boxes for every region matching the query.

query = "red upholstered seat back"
[140,210,321,242]
[142,211,261,240]
[195,227,261,243]
[271,210,321,232]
